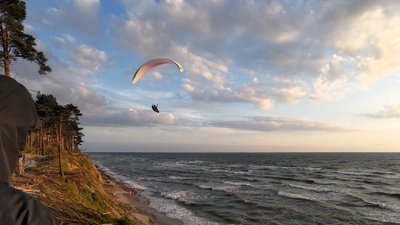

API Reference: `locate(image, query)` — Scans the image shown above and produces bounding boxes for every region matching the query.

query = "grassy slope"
[12,152,133,225]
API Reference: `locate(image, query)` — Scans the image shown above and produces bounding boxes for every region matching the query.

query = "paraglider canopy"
[132,58,183,84]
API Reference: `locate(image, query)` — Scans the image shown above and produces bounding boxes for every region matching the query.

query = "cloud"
[15,67,105,111]
[37,0,101,37]
[209,116,345,132]
[183,79,274,110]
[113,0,400,108]
[83,107,176,127]
[310,76,348,101]
[329,4,400,85]
[72,44,108,72]
[364,104,400,119]
[74,0,100,11]
[53,34,76,46]
[51,35,109,73]
[182,77,307,110]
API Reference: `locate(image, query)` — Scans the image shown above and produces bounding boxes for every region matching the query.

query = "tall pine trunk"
[58,113,65,178]
[4,55,10,77]
[71,135,74,153]
[1,26,11,77]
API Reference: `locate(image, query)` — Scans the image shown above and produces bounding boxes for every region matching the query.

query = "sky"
[10,0,400,152]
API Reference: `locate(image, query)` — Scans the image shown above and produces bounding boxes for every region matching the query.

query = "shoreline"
[96,165,183,225]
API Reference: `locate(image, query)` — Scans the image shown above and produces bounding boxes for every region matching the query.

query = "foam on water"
[96,165,149,191]
[345,193,400,213]
[278,191,319,201]
[223,180,257,188]
[195,182,237,193]
[288,183,333,193]
[160,190,196,205]
[123,180,148,191]
[144,193,221,225]
[89,152,400,225]
[249,165,322,171]
[169,176,188,180]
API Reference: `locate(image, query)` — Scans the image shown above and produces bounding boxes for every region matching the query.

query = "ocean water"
[89,153,400,225]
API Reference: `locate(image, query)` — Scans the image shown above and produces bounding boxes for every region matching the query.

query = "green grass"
[34,152,134,225]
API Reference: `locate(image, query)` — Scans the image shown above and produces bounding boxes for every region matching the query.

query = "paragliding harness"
[152,104,159,113]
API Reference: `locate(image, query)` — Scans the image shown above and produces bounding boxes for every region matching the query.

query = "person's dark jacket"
[0,75,57,225]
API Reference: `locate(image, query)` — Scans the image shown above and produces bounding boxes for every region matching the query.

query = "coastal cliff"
[11,151,156,225]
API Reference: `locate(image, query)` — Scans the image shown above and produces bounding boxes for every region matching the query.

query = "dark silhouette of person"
[0,76,57,224]
[152,104,159,113]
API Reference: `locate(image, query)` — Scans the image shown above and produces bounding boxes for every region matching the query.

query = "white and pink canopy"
[132,58,183,84]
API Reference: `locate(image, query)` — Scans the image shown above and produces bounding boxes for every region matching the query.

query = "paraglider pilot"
[152,104,159,113]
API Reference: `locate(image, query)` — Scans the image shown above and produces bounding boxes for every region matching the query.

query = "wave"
[277,189,400,213]
[123,180,148,191]
[185,160,205,164]
[249,165,322,172]
[277,191,320,203]
[146,194,221,225]
[160,190,196,205]
[169,175,189,180]
[94,164,149,191]
[335,170,376,177]
[96,165,115,176]
[364,216,400,225]
[159,190,258,210]
[210,169,230,173]
[154,160,205,169]
[193,182,269,206]
[222,180,258,188]
[360,198,400,212]
[268,175,316,184]
[334,169,399,179]
[195,182,236,193]
[288,183,333,193]
[312,179,339,185]
[370,191,400,199]
[91,153,400,225]
[194,181,262,195]
[341,193,400,213]
[232,170,250,175]
[324,175,391,186]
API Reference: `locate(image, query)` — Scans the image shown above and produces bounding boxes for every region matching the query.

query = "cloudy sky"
[11,0,400,152]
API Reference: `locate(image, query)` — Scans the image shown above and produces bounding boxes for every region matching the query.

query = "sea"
[88,153,400,225]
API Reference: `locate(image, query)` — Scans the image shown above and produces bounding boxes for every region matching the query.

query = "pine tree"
[0,0,51,77]
[33,94,84,178]
[63,104,84,151]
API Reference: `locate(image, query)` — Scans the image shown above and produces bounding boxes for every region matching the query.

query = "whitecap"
[94,165,148,190]
[169,176,187,180]
[223,181,257,188]
[146,194,221,225]
[160,190,196,204]
[288,183,333,192]
[278,191,319,202]
[123,180,148,191]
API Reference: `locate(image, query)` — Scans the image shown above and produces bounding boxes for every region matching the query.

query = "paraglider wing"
[132,58,183,84]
